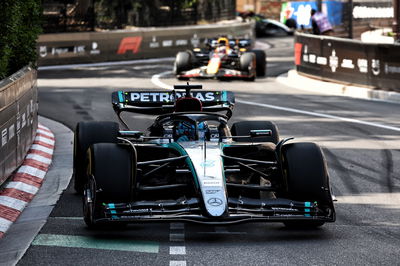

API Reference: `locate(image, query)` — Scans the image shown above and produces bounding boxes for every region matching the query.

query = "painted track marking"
[151,71,400,132]
[0,124,54,237]
[169,223,186,265]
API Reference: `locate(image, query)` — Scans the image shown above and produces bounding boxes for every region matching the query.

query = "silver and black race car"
[73,84,335,228]
[174,37,266,81]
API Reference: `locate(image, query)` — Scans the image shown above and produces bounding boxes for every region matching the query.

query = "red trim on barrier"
[294,42,303,66]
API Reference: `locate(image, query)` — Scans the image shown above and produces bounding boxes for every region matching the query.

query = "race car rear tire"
[174,51,192,75]
[73,121,119,194]
[230,121,280,144]
[281,142,333,228]
[252,49,267,77]
[240,52,256,81]
[84,143,135,227]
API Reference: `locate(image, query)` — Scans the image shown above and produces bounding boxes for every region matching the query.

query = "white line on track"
[38,57,175,71]
[151,71,400,133]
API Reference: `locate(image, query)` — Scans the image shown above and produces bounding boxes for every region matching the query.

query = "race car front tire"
[230,121,280,144]
[84,143,135,227]
[281,142,333,228]
[240,52,256,81]
[73,121,119,194]
[252,49,267,77]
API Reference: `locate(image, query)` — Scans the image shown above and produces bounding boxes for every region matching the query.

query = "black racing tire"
[174,51,192,75]
[73,121,119,194]
[285,18,297,29]
[84,143,135,228]
[252,49,267,77]
[281,142,333,228]
[240,52,256,81]
[231,121,280,144]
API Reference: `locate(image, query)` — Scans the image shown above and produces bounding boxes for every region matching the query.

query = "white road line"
[151,71,400,133]
[170,261,187,266]
[170,246,186,255]
[151,71,174,90]
[0,196,27,211]
[170,233,185,242]
[17,165,47,179]
[5,182,38,195]
[236,99,400,132]
[170,223,185,230]
[38,57,175,70]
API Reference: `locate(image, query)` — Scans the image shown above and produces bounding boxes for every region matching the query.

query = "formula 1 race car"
[174,37,266,81]
[73,84,335,228]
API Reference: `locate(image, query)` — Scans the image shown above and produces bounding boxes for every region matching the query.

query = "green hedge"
[0,0,42,79]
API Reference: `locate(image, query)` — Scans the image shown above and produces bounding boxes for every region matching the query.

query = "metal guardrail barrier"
[294,32,400,92]
[37,22,254,66]
[0,67,38,185]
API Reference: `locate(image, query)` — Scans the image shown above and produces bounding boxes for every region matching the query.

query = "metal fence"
[0,67,38,185]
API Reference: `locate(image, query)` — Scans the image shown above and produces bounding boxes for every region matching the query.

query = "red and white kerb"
[0,124,54,238]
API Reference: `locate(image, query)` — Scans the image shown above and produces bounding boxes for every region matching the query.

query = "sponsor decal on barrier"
[117,36,143,54]
[329,50,338,72]
[39,46,47,58]
[371,59,380,76]
[294,42,303,65]
[384,64,400,74]
[341,59,355,69]
[1,129,7,147]
[149,36,160,48]
[353,6,393,19]
[90,42,100,55]
[357,59,368,73]
[162,40,173,47]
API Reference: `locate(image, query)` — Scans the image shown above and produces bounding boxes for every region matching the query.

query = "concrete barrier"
[37,21,254,66]
[294,32,400,92]
[0,67,38,185]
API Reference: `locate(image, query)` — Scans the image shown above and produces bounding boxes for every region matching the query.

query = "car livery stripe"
[165,142,199,188]
[0,124,54,238]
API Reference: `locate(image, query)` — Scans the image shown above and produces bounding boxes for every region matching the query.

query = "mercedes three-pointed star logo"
[207,198,223,206]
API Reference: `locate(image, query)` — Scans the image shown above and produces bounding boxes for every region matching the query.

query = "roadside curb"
[277,70,400,105]
[0,117,73,266]
[0,124,55,238]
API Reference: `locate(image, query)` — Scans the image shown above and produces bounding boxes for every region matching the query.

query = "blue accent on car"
[118,91,124,103]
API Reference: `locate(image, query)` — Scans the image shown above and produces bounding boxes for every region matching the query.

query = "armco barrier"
[0,67,38,185]
[294,33,400,91]
[37,22,254,66]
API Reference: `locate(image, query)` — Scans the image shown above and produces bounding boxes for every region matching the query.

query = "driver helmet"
[174,121,209,142]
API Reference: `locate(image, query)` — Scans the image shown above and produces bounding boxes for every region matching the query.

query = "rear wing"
[112,89,235,117]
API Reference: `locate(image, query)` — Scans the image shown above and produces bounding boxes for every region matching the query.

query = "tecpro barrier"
[294,33,400,91]
[37,22,254,66]
[0,67,38,185]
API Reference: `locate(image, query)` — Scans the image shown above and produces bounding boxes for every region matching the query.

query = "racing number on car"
[117,36,143,54]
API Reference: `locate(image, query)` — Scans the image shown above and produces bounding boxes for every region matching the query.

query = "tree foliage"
[0,0,42,79]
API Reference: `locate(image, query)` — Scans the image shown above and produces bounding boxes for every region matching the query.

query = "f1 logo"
[117,36,143,54]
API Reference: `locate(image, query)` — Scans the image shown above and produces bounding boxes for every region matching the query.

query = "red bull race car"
[174,37,266,81]
[73,84,335,228]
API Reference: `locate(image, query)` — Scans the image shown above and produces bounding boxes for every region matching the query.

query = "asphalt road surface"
[17,36,400,265]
